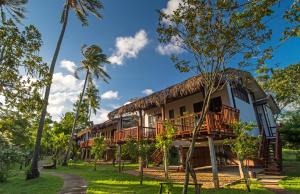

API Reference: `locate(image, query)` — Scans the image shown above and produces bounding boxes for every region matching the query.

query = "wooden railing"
[156,105,239,136]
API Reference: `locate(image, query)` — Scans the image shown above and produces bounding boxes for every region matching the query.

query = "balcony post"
[138,110,143,140]
[207,136,219,189]
[138,109,144,185]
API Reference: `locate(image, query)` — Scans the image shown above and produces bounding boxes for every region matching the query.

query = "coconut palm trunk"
[63,70,90,166]
[26,4,70,180]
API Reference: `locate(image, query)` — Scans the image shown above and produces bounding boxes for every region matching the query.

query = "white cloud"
[161,0,183,24]
[108,30,149,65]
[162,0,182,16]
[156,36,184,55]
[60,60,77,74]
[101,90,119,100]
[48,72,84,121]
[142,89,154,95]
[90,108,110,124]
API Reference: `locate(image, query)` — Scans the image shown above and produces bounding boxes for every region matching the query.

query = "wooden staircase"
[260,130,282,175]
[151,148,163,166]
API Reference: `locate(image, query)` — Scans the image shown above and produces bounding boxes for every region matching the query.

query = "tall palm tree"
[27,0,104,179]
[0,0,27,24]
[62,44,110,166]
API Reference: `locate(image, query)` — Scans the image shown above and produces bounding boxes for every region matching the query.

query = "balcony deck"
[114,105,239,143]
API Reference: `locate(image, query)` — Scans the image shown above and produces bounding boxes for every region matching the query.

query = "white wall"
[232,92,259,136]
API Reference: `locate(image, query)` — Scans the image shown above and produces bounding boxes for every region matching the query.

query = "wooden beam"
[207,136,220,189]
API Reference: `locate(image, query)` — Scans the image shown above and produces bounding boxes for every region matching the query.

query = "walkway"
[49,172,87,194]
[258,175,292,194]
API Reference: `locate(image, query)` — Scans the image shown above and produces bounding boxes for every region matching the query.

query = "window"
[179,106,186,116]
[148,115,156,128]
[193,101,203,113]
[169,109,174,119]
[209,96,222,112]
[232,85,249,103]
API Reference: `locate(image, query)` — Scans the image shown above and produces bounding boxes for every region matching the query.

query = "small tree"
[280,110,300,159]
[155,121,176,180]
[157,1,277,192]
[91,136,106,171]
[122,138,138,163]
[224,121,260,192]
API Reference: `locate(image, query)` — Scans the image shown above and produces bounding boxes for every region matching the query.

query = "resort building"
[76,69,282,175]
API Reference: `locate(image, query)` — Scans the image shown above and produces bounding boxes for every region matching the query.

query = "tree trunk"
[163,145,169,180]
[139,154,144,185]
[239,159,251,192]
[118,144,122,172]
[208,136,219,189]
[26,4,69,180]
[62,70,90,166]
[182,87,214,194]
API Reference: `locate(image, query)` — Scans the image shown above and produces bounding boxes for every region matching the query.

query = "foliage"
[224,121,259,161]
[224,121,260,192]
[155,121,176,180]
[282,0,300,40]
[264,63,300,110]
[0,0,27,24]
[91,136,107,170]
[122,138,139,162]
[0,134,25,182]
[280,110,300,151]
[0,20,48,112]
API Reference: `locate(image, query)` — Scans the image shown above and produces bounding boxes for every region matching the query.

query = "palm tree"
[0,0,27,24]
[27,0,104,179]
[62,44,110,166]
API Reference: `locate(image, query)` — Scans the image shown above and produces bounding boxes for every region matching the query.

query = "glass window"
[169,109,175,119]
[209,96,222,112]
[193,101,203,113]
[232,85,249,103]
[179,106,186,116]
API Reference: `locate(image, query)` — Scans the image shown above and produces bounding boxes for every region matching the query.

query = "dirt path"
[258,175,292,194]
[49,172,87,194]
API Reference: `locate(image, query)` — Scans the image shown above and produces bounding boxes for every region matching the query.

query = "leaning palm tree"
[62,44,110,166]
[0,0,27,24]
[27,0,104,179]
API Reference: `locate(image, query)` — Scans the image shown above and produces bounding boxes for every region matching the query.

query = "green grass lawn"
[0,170,63,194]
[279,149,300,194]
[44,162,271,194]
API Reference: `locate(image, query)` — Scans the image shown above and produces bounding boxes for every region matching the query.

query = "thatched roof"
[108,68,265,119]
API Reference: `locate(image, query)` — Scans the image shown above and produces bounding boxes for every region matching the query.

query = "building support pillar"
[208,136,220,189]
[138,109,144,185]
[118,144,122,172]
[178,145,185,171]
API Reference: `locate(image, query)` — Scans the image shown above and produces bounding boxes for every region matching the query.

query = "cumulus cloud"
[101,90,119,100]
[161,0,183,24]
[90,108,110,124]
[108,30,148,65]
[156,39,184,55]
[48,72,84,121]
[60,60,77,74]
[142,89,154,95]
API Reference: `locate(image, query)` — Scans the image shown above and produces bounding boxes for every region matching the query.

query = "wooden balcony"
[156,105,239,137]
[114,105,239,143]
[114,126,156,143]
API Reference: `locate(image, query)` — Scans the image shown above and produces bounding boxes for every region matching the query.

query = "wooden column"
[178,145,185,171]
[161,105,165,121]
[207,136,219,189]
[118,144,122,172]
[138,109,144,185]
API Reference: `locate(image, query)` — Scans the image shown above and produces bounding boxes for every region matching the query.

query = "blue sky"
[22,0,300,123]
